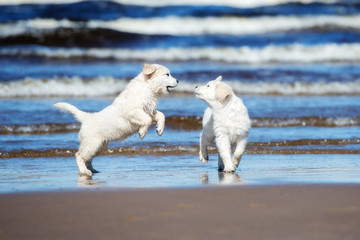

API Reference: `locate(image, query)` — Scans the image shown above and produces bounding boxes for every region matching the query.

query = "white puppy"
[195,76,250,172]
[54,64,178,176]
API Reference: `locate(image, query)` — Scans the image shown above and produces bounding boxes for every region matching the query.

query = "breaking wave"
[88,15,360,36]
[0,0,342,8]
[0,76,128,98]
[1,77,359,98]
[1,44,360,63]
[1,15,360,38]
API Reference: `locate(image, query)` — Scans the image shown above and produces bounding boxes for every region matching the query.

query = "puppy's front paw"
[138,129,146,139]
[156,123,164,136]
[199,152,208,163]
[222,164,236,173]
[79,169,93,177]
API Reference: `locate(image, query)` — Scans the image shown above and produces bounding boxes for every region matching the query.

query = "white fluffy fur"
[195,76,251,172]
[54,64,178,176]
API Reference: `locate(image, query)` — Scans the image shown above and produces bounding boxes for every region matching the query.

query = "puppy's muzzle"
[167,80,179,93]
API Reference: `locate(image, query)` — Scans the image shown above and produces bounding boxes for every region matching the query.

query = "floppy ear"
[215,76,222,82]
[215,83,231,104]
[143,64,156,76]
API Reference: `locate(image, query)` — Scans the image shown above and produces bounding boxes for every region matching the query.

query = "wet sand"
[1,185,359,240]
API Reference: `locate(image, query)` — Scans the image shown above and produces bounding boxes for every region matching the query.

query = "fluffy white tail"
[53,102,88,122]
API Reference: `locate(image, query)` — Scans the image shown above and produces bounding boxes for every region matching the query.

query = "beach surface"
[1,1,360,239]
[1,185,359,240]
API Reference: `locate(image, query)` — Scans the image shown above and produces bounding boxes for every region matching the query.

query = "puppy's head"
[195,76,232,108]
[142,64,178,95]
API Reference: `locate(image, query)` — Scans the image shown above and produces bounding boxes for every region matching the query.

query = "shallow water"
[1,154,359,193]
[1,0,360,193]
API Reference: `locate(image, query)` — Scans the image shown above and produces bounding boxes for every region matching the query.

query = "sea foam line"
[1,77,360,98]
[1,44,360,63]
[0,76,128,98]
[0,0,339,7]
[88,15,360,35]
[1,15,360,37]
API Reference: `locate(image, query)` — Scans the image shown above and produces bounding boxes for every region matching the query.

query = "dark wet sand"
[1,185,359,240]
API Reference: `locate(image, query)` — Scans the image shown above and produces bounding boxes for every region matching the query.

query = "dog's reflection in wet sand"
[200,171,242,185]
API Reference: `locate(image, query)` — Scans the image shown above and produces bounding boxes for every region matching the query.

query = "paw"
[232,155,242,168]
[156,123,164,136]
[79,169,93,177]
[138,129,147,139]
[91,168,100,174]
[222,164,236,173]
[199,152,208,163]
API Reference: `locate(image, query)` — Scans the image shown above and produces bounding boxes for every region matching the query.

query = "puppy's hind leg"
[217,153,224,171]
[76,138,105,176]
[199,128,215,163]
[199,108,215,163]
[76,152,92,177]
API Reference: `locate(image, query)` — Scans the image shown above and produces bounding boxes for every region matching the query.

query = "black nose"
[177,80,179,84]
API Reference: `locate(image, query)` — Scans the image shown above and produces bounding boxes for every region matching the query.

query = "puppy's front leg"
[233,137,248,168]
[154,110,165,136]
[129,109,153,139]
[216,137,235,172]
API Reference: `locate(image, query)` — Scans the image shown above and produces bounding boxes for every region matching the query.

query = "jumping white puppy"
[195,76,250,172]
[54,64,178,176]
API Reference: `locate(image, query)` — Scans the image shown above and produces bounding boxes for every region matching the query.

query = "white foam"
[2,15,360,37]
[117,0,338,7]
[178,80,360,96]
[0,0,338,7]
[88,15,360,35]
[228,81,360,95]
[2,43,360,63]
[0,76,128,98]
[1,76,359,98]
[0,19,76,37]
[0,0,79,5]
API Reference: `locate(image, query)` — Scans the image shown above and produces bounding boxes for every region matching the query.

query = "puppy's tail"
[53,102,88,122]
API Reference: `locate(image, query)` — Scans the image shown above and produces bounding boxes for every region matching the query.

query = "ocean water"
[0,0,360,193]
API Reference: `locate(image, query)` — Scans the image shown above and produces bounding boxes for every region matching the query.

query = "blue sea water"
[0,0,360,193]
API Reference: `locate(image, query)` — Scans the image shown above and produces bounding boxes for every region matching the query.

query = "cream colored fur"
[54,64,178,176]
[195,76,251,172]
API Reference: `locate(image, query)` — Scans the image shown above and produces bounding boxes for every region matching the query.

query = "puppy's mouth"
[166,85,177,94]
[194,89,201,98]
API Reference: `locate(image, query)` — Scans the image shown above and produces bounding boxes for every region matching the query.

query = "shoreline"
[1,154,360,193]
[1,184,359,240]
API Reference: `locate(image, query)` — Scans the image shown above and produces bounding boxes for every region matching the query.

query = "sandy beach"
[1,185,359,240]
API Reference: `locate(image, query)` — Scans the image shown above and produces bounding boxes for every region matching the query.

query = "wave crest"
[1,77,360,98]
[0,76,127,98]
[2,44,360,64]
[1,15,360,38]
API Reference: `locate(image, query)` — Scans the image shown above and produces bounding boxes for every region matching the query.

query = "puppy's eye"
[166,73,170,76]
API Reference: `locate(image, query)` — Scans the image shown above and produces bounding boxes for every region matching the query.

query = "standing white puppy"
[54,64,178,176]
[195,76,250,172]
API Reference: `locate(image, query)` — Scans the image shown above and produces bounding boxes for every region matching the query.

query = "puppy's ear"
[215,83,231,104]
[143,64,156,76]
[215,76,222,82]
